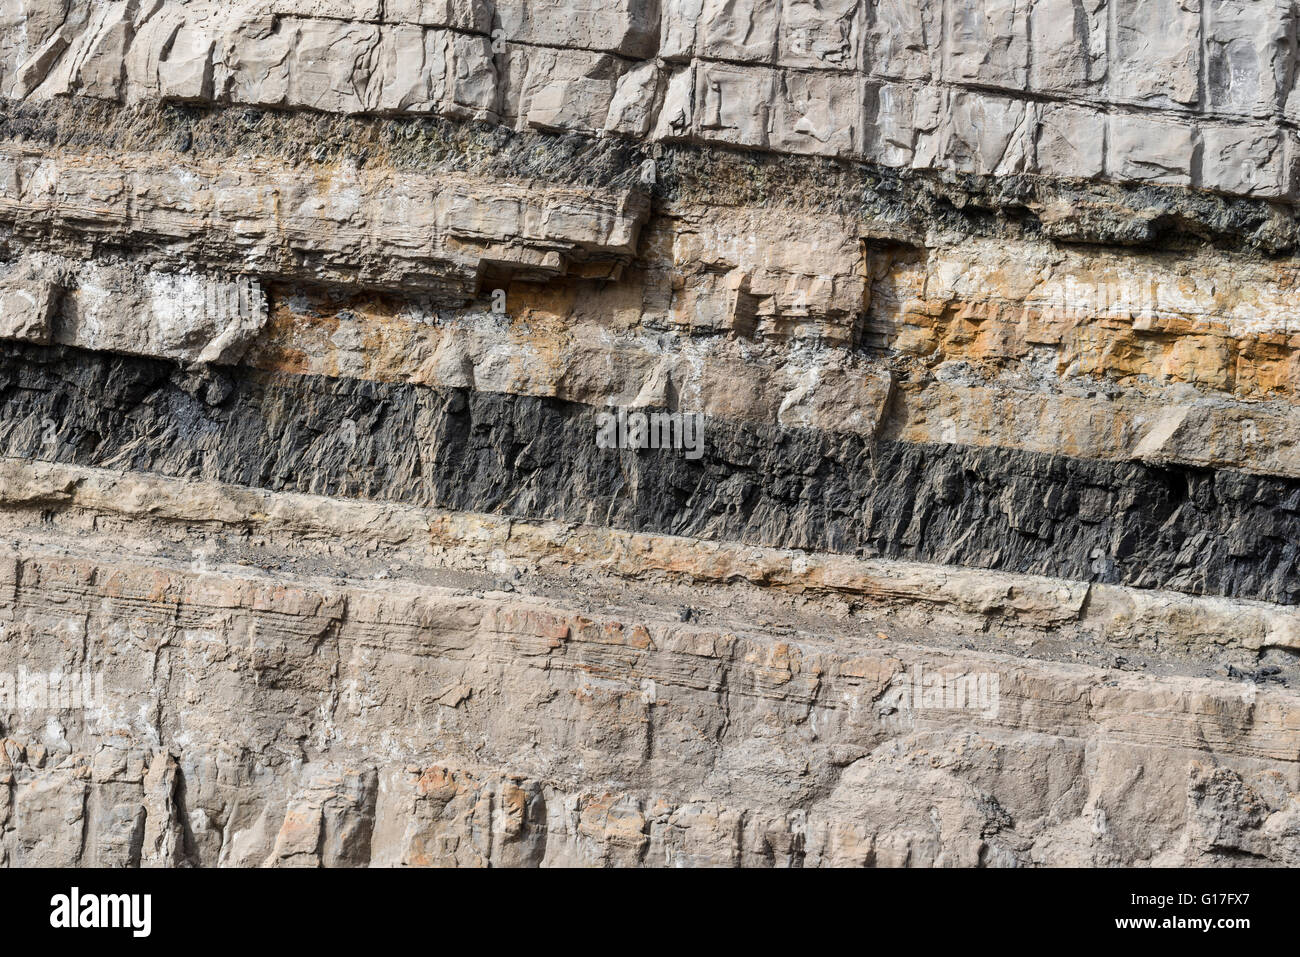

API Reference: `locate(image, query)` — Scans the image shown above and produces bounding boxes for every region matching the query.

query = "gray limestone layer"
[0,0,1295,199]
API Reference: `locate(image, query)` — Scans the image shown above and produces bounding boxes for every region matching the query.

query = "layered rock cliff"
[0,0,1298,867]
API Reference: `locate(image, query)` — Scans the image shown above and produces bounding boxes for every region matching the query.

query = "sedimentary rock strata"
[0,1,1297,868]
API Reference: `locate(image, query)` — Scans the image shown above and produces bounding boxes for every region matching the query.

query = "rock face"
[0,2,1297,868]
[0,0,1294,198]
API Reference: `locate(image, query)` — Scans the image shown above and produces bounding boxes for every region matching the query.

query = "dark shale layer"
[0,341,1294,604]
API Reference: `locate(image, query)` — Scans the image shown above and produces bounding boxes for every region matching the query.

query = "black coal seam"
[0,341,1297,605]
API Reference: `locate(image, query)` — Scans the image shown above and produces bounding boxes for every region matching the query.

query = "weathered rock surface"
[0,143,648,298]
[0,2,1296,869]
[0,1,1293,198]
[0,252,267,362]
[2,457,1298,665]
[1,534,1296,867]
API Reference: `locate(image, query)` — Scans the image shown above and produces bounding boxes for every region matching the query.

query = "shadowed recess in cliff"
[0,341,1297,604]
